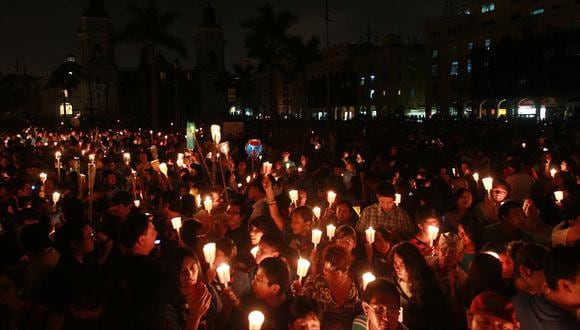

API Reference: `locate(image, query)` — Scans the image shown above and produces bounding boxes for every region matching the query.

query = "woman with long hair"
[442,188,474,232]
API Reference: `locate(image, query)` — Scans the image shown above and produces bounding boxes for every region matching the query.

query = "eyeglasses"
[367,304,399,316]
[336,237,354,245]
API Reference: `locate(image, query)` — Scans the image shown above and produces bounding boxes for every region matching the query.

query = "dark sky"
[0,0,444,74]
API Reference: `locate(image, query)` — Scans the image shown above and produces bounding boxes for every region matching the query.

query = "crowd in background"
[0,117,579,330]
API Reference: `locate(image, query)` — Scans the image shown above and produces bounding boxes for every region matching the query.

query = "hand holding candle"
[550,168,557,178]
[52,191,61,205]
[395,193,401,206]
[170,217,182,231]
[365,226,376,244]
[472,172,479,183]
[554,190,564,202]
[248,311,265,330]
[427,225,439,247]
[482,177,493,196]
[288,190,298,206]
[250,246,259,259]
[203,243,216,266]
[159,162,168,177]
[297,258,310,281]
[216,263,230,287]
[203,196,213,214]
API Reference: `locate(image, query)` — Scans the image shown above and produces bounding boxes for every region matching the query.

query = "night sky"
[0,0,444,74]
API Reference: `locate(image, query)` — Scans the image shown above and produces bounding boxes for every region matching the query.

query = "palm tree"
[241,2,297,116]
[119,0,187,129]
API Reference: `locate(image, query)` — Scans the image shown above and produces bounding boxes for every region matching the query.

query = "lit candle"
[398,307,404,323]
[327,191,337,206]
[362,272,376,291]
[482,177,493,192]
[219,142,230,155]
[123,152,131,165]
[176,153,184,167]
[39,172,47,184]
[262,162,272,175]
[451,167,456,176]
[216,263,230,287]
[52,192,61,205]
[296,258,310,281]
[55,151,61,161]
[472,172,479,183]
[550,168,557,178]
[203,243,216,266]
[248,311,265,330]
[211,125,221,144]
[133,200,141,208]
[246,176,251,184]
[170,217,182,231]
[521,142,526,148]
[311,229,322,248]
[195,195,202,208]
[159,162,168,176]
[250,246,259,259]
[484,251,500,260]
[288,190,298,205]
[313,206,321,220]
[554,190,564,202]
[326,224,336,240]
[365,227,376,244]
[395,193,401,206]
[427,225,439,247]
[203,196,213,214]
[88,153,95,164]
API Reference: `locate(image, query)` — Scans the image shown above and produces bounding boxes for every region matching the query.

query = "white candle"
[123,152,131,165]
[246,176,251,184]
[88,153,95,164]
[395,193,401,206]
[398,307,404,323]
[219,142,230,155]
[312,206,321,220]
[159,162,168,176]
[554,190,564,202]
[521,142,526,148]
[203,196,213,214]
[365,227,376,244]
[211,125,221,144]
[427,225,439,247]
[327,191,337,206]
[482,177,493,191]
[326,224,336,240]
[133,200,141,208]
[311,229,322,248]
[550,168,557,178]
[195,195,202,208]
[362,272,376,291]
[262,162,272,175]
[248,311,265,330]
[216,263,230,287]
[288,190,298,205]
[250,246,259,259]
[297,258,310,280]
[55,151,61,160]
[176,153,184,167]
[170,217,182,231]
[52,192,61,204]
[203,243,216,266]
[472,172,479,183]
[39,172,47,184]
[452,167,456,176]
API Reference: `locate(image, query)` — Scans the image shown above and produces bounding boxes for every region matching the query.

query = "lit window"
[397,90,402,96]
[467,59,473,73]
[481,3,495,14]
[468,41,474,51]
[370,74,376,80]
[382,90,386,96]
[484,38,492,50]
[450,60,459,76]
[432,49,438,59]
[531,8,544,16]
[360,77,365,86]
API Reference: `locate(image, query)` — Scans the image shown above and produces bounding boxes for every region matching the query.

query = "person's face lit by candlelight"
[457,190,473,210]
[393,254,409,283]
[374,232,391,255]
[336,203,352,224]
[290,313,321,330]
[335,233,356,253]
[255,241,279,264]
[498,253,514,280]
[491,186,509,203]
[291,214,311,237]
[180,256,199,291]
[249,225,264,246]
[252,267,278,299]
[378,196,396,213]
[364,297,401,330]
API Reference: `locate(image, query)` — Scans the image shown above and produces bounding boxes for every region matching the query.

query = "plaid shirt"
[355,203,416,239]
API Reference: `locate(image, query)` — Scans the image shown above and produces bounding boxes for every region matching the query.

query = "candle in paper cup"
[250,246,259,259]
[203,196,213,214]
[262,162,272,175]
[219,142,230,155]
[52,192,61,204]
[312,207,321,220]
[55,151,61,160]
[395,193,401,206]
[39,172,47,184]
[398,307,404,322]
[123,152,131,165]
[288,190,298,205]
[451,167,456,176]
[297,258,310,280]
[170,217,182,231]
[159,162,168,176]
[311,229,322,247]
[246,176,251,184]
[176,153,184,167]
[427,225,439,246]
[195,195,202,208]
[362,272,376,291]
[211,125,221,144]
[203,243,216,266]
[326,224,336,240]
[88,153,95,163]
[554,190,564,202]
[133,200,141,208]
[248,311,265,330]
[216,263,230,287]
[327,191,337,206]
[550,168,557,178]
[365,227,376,244]
[472,172,479,183]
[482,177,493,191]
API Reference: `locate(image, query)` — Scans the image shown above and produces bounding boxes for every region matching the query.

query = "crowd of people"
[0,117,579,330]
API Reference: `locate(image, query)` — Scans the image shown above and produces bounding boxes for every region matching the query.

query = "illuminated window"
[468,41,474,51]
[59,102,73,116]
[467,59,473,73]
[397,89,402,96]
[531,8,544,16]
[450,60,459,76]
[484,38,492,50]
[481,3,495,13]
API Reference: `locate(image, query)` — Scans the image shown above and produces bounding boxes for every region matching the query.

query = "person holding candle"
[409,207,441,257]
[366,226,398,278]
[353,279,407,330]
[474,180,510,226]
[224,200,251,257]
[457,215,484,272]
[299,244,361,330]
[442,188,474,233]
[355,183,415,241]
[289,206,315,257]
[389,242,451,330]
[484,200,532,245]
